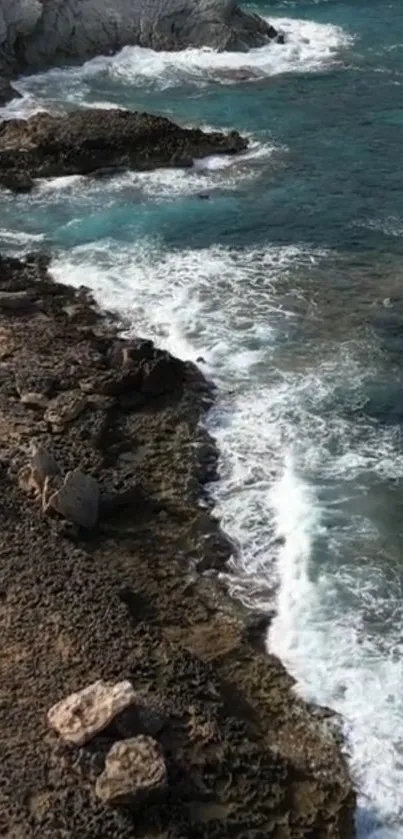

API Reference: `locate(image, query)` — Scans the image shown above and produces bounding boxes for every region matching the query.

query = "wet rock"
[0,77,18,106]
[0,109,248,190]
[0,170,34,192]
[140,353,184,396]
[95,736,167,808]
[47,680,136,745]
[44,390,88,430]
[108,338,154,370]
[44,468,99,528]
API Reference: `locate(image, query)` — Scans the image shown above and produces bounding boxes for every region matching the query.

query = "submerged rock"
[48,680,136,745]
[95,736,167,808]
[0,108,248,191]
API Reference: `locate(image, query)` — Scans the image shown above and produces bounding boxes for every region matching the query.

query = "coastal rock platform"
[0,253,356,838]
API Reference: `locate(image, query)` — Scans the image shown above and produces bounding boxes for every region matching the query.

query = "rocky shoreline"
[0,0,280,104]
[0,252,356,838]
[0,108,247,192]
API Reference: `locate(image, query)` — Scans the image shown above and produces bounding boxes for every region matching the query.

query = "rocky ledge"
[0,252,356,838]
[0,108,247,191]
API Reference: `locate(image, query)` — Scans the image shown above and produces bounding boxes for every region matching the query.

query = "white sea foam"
[51,238,403,839]
[3,14,353,117]
[270,458,403,838]
[0,90,48,120]
[0,228,45,248]
[28,136,278,203]
[356,216,403,239]
[82,16,353,89]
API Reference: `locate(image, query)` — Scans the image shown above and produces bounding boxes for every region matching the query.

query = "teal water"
[2,2,403,836]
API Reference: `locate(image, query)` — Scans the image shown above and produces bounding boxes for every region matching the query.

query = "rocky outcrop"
[0,0,278,92]
[0,252,356,839]
[0,107,247,190]
[48,681,137,745]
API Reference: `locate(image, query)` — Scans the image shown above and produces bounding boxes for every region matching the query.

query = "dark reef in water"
[0,252,356,838]
[0,108,248,192]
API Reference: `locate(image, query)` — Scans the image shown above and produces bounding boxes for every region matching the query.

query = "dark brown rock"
[0,108,248,191]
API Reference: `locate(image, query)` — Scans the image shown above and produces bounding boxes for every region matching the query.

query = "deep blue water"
[2,2,403,836]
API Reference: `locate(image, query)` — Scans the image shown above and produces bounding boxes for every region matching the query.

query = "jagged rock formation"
[0,107,247,190]
[0,0,279,102]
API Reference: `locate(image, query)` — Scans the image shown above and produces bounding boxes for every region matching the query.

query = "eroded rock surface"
[0,108,247,191]
[0,252,356,839]
[95,737,167,807]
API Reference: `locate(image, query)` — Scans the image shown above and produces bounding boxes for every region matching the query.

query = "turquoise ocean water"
[2,2,403,835]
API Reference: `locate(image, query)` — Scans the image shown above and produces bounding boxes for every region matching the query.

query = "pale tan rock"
[95,736,167,807]
[47,680,136,745]
[20,391,49,408]
[18,444,61,499]
[45,467,99,528]
[44,390,87,429]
